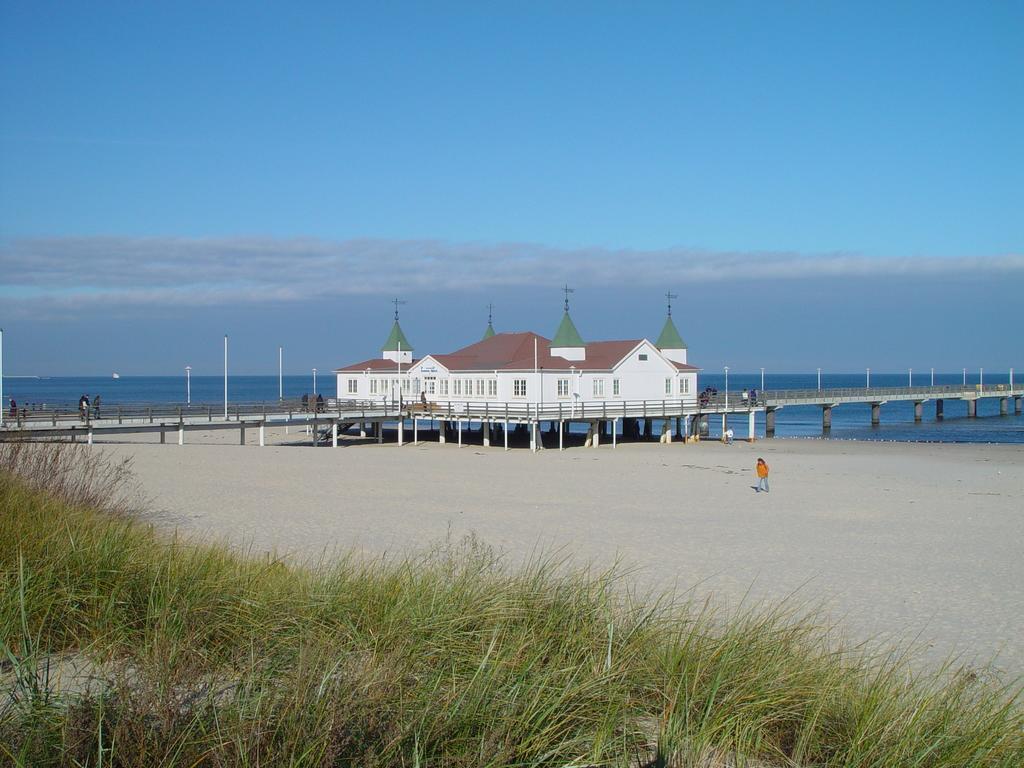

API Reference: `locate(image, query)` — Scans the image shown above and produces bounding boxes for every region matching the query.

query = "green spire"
[482,302,496,340]
[482,322,495,340]
[656,315,687,349]
[381,320,413,352]
[552,311,585,347]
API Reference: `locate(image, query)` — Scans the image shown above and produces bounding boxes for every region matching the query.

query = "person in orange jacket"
[756,458,770,493]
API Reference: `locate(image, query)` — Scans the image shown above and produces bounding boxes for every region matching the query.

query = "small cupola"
[381,299,413,363]
[482,303,496,340]
[656,291,687,364]
[550,286,586,361]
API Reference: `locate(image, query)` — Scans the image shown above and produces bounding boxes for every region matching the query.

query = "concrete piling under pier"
[822,405,832,431]
[1000,397,1008,416]
[871,403,881,426]
[936,399,944,420]
[914,401,923,422]
[766,407,777,437]
[967,400,977,418]
[1016,397,1023,415]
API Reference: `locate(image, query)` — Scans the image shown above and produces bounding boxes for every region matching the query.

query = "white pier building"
[334,298,699,413]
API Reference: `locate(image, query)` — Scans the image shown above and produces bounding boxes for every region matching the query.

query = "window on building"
[347,379,358,394]
[453,379,461,396]
[664,378,672,396]
[439,379,448,396]
[613,378,620,396]
[681,377,689,394]
[369,378,378,395]
[402,378,411,394]
[639,353,648,361]
[475,379,485,396]
[557,378,570,397]
[464,379,472,397]
[593,379,605,397]
[426,378,436,394]
[513,379,527,397]
[487,379,497,397]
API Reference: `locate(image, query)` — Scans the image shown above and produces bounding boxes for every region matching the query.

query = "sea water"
[2,373,1021,444]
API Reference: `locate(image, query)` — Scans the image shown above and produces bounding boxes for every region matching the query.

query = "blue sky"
[1,2,1021,375]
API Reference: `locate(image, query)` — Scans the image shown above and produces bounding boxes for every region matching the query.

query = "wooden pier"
[1,382,1021,450]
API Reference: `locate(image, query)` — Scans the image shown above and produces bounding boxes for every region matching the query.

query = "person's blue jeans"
[757,477,769,492]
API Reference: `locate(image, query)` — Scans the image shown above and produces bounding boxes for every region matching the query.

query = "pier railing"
[762,383,1022,406]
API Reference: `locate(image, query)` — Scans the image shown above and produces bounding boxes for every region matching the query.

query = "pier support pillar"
[458,419,462,447]
[87,428,93,446]
[675,417,682,437]
[822,405,832,432]
[377,421,383,444]
[559,420,564,451]
[721,413,727,439]
[439,420,446,444]
[483,421,490,447]
[1000,397,1008,416]
[699,416,709,437]
[642,418,652,440]
[179,423,185,446]
[748,410,756,441]
[258,424,264,447]
[398,418,404,447]
[967,400,977,418]
[160,424,166,444]
[1015,396,1022,415]
[871,403,881,426]
[661,421,671,444]
[332,422,338,448]
[613,419,618,448]
[936,399,944,420]
[240,424,246,445]
[593,422,600,448]
[359,423,366,438]
[765,408,776,437]
[504,420,509,451]
[914,401,923,422]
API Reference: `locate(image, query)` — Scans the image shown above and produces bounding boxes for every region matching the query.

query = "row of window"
[347,375,691,398]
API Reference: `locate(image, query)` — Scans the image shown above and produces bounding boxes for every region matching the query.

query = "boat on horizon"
[112,373,120,379]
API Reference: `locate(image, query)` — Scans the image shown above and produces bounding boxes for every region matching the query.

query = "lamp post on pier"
[909,368,912,387]
[931,367,934,386]
[1011,368,1015,390]
[278,346,283,401]
[980,368,984,389]
[223,335,228,420]
[724,366,729,409]
[963,368,967,387]
[817,367,821,391]
[312,368,317,395]
[0,327,5,429]
[866,367,870,389]
[760,367,765,391]
[185,366,191,405]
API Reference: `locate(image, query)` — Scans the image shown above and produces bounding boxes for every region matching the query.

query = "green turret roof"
[482,322,496,340]
[656,315,687,349]
[551,311,585,347]
[381,320,413,352]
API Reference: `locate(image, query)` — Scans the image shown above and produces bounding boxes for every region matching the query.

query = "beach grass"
[1,442,1022,767]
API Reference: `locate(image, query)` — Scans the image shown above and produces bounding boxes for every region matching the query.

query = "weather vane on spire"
[392,297,406,321]
[487,302,494,325]
[666,291,678,317]
[562,284,574,312]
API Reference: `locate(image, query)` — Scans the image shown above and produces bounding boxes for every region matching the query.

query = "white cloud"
[2,236,1021,311]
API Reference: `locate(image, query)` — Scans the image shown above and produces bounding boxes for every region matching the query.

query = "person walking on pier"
[756,458,770,493]
[78,394,90,422]
[93,394,102,419]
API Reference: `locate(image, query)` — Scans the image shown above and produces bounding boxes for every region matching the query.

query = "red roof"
[425,333,694,372]
[334,358,420,373]
[335,332,700,373]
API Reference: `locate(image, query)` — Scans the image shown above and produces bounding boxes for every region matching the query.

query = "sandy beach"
[95,429,1024,677]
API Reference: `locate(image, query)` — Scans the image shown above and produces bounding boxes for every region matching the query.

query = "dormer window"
[638,353,648,361]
